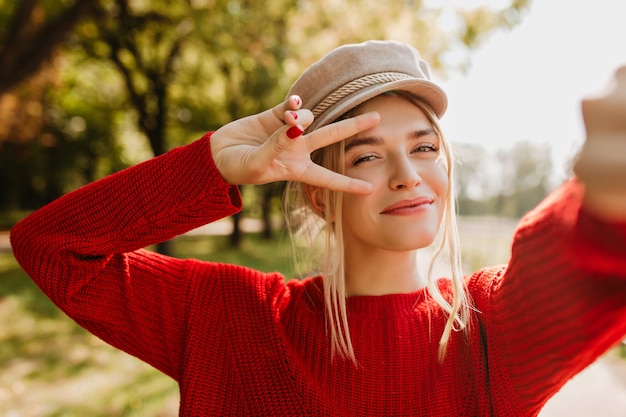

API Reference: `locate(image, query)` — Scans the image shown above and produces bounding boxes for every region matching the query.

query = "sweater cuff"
[203,132,242,210]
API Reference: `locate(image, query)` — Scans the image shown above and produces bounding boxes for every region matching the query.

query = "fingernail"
[291,95,301,107]
[287,125,304,139]
[290,111,298,120]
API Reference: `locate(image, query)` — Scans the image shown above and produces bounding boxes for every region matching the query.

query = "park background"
[1,0,625,415]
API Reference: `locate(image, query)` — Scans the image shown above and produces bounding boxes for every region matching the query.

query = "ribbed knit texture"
[10,133,626,416]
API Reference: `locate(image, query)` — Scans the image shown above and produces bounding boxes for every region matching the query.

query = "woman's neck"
[344,248,426,297]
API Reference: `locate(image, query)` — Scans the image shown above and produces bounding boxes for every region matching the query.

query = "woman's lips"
[380,197,434,215]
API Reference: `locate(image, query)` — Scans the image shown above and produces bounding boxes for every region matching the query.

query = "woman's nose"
[389,155,422,190]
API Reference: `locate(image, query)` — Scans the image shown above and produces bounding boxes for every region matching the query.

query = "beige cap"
[287,40,447,132]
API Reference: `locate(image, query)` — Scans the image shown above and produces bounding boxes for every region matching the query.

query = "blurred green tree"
[455,140,553,218]
[0,0,120,220]
[0,0,533,239]
[455,142,495,216]
[492,140,552,217]
[0,0,98,95]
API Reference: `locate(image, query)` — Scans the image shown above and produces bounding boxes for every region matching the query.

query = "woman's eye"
[413,143,439,153]
[352,154,378,165]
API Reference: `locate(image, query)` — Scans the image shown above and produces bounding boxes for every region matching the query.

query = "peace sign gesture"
[210,95,379,194]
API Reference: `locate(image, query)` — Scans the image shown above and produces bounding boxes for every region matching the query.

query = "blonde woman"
[11,40,626,416]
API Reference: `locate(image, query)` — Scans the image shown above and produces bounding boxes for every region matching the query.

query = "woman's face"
[339,94,449,254]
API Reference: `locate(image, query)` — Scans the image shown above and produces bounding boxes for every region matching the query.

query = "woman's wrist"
[582,184,626,222]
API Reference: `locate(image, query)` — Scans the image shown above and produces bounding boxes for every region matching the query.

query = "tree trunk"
[261,184,273,240]
[150,84,169,254]
[157,240,173,255]
[230,212,242,247]
[0,0,98,95]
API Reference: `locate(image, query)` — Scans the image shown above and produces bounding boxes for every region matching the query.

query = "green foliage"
[47,52,128,180]
[459,0,531,48]
[173,232,296,275]
[0,0,16,30]
[0,0,99,95]
[0,0,534,219]
[0,50,128,211]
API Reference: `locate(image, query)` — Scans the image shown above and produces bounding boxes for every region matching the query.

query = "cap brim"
[308,78,447,132]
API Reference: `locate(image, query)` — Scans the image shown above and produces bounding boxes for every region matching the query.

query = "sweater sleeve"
[468,179,626,415]
[9,133,242,380]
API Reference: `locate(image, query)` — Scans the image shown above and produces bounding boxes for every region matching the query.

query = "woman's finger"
[305,112,380,151]
[284,110,301,125]
[301,163,373,195]
[268,95,303,124]
[257,96,302,135]
[288,95,303,110]
[249,108,314,167]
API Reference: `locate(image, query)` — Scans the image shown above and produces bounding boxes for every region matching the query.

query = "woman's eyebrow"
[344,128,437,152]
[409,128,437,140]
[344,136,383,152]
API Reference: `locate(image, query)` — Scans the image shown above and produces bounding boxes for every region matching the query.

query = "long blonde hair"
[284,93,471,364]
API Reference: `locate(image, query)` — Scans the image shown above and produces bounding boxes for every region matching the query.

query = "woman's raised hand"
[210,95,379,194]
[574,65,626,221]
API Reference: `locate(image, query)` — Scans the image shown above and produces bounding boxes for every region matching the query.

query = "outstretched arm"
[469,66,626,415]
[10,94,379,381]
[10,133,241,380]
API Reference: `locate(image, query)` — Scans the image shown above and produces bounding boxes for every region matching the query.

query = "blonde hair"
[284,93,471,364]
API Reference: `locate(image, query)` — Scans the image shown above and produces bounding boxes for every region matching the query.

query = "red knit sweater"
[10,134,626,416]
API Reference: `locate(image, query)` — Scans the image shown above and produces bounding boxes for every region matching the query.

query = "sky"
[427,0,626,182]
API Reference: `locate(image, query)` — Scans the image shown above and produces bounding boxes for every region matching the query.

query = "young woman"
[11,40,626,416]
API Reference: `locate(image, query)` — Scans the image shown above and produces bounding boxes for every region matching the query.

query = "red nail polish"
[290,111,298,120]
[287,125,303,139]
[294,97,301,106]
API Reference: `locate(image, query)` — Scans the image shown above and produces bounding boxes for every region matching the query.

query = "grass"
[0,254,179,416]
[172,231,296,277]
[1,217,623,416]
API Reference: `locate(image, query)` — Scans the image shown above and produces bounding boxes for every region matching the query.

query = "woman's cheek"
[346,166,382,183]
[425,162,449,194]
